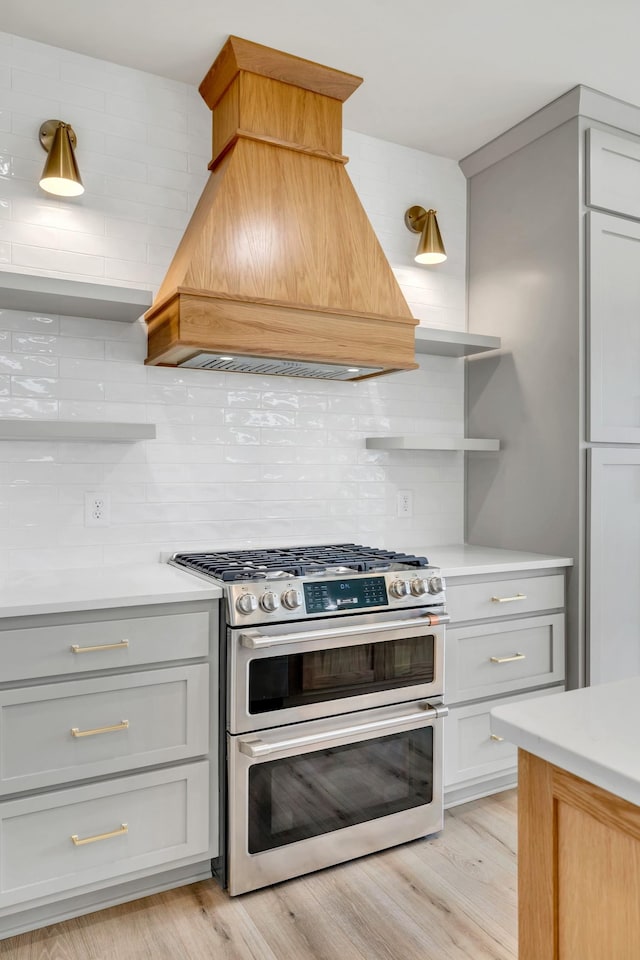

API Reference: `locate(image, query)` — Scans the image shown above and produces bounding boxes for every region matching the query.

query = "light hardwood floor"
[1,791,517,960]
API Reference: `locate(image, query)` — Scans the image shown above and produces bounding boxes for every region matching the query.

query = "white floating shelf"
[415,326,501,358]
[366,436,500,451]
[0,270,153,323]
[0,421,156,442]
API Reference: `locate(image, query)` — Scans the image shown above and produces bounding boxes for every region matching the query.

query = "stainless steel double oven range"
[171,544,448,895]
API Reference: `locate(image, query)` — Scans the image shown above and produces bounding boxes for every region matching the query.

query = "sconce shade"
[404,205,447,264]
[39,120,84,197]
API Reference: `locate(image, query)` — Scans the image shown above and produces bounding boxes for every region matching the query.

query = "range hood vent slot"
[145,37,417,380]
[180,353,381,381]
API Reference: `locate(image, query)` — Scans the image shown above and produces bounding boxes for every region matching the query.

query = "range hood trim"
[198,35,364,112]
[146,290,419,379]
[145,286,419,328]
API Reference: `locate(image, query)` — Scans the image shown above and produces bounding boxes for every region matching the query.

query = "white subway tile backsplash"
[3,89,62,125]
[9,545,104,570]
[2,43,60,78]
[11,68,106,110]
[11,333,56,355]
[0,352,58,375]
[104,258,165,285]
[0,32,467,570]
[9,195,106,235]
[0,309,59,332]
[105,339,146,362]
[0,438,42,464]
[10,376,57,398]
[0,396,57,418]
[59,357,147,382]
[58,399,147,422]
[12,243,105,278]
[104,176,187,211]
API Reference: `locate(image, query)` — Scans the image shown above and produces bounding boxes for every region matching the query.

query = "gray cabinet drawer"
[0,609,211,682]
[0,761,209,908]
[445,614,565,705]
[444,687,562,788]
[0,665,209,794]
[587,128,640,219]
[446,574,564,624]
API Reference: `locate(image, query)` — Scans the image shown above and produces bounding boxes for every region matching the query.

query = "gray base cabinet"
[589,449,640,683]
[443,569,566,807]
[444,686,559,798]
[0,600,218,939]
[0,762,209,909]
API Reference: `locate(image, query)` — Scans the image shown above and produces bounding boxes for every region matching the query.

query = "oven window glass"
[248,635,436,714]
[248,727,433,854]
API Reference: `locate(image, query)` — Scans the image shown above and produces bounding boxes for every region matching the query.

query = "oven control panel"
[226,568,446,626]
[303,576,388,615]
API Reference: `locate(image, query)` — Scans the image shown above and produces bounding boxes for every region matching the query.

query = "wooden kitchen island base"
[519,749,640,960]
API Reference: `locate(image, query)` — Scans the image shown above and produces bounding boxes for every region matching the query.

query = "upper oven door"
[228,608,446,733]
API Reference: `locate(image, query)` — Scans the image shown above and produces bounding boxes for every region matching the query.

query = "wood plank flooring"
[0,790,517,960]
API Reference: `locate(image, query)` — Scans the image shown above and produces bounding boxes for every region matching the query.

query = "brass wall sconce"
[404,205,447,264]
[38,120,84,197]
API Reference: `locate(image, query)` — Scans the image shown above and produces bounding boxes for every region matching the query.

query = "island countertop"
[491,677,640,807]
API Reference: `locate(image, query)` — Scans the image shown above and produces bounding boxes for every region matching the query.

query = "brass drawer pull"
[71,720,129,738]
[490,733,505,742]
[490,593,526,603]
[490,652,526,664]
[70,640,129,654]
[71,823,128,846]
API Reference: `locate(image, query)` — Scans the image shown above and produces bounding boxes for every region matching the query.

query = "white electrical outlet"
[84,492,111,527]
[396,490,413,518]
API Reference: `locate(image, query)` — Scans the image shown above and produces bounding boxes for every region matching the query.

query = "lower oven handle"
[239,613,449,649]
[237,702,449,758]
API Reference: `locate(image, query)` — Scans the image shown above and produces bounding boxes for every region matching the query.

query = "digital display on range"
[303,576,388,614]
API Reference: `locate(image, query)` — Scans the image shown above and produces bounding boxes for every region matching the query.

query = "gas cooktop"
[170,543,430,583]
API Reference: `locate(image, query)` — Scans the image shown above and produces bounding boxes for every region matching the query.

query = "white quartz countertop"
[421,544,573,577]
[0,564,223,619]
[0,543,572,620]
[491,678,640,807]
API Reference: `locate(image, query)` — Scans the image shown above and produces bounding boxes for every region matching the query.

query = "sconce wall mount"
[39,119,84,198]
[405,205,447,264]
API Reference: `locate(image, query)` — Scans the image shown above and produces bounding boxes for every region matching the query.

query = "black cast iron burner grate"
[171,543,430,582]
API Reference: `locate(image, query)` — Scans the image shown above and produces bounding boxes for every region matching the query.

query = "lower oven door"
[227,699,446,896]
[229,609,446,733]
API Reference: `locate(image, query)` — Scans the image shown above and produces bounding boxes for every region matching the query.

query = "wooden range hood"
[145,36,418,381]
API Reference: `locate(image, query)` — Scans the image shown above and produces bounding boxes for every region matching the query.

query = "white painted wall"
[0,32,467,571]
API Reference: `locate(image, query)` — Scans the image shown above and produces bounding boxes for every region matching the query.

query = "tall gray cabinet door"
[587,129,640,219]
[589,449,640,684]
[588,212,640,442]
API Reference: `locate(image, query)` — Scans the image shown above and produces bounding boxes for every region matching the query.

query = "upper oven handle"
[239,613,449,649]
[238,702,449,758]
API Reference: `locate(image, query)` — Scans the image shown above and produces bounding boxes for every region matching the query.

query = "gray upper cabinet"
[588,212,640,442]
[587,128,640,220]
[463,87,640,689]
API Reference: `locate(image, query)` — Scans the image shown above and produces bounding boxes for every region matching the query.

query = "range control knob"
[260,591,281,613]
[236,593,258,615]
[282,588,303,611]
[410,578,428,596]
[389,579,410,599]
[428,576,445,595]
